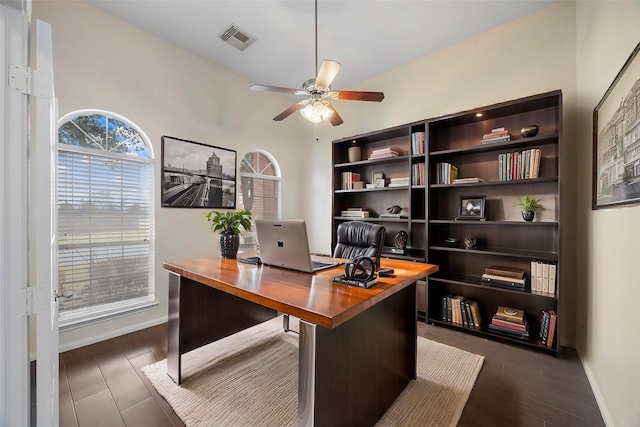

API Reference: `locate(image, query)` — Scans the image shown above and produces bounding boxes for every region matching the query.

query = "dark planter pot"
[219,232,240,258]
[521,210,535,222]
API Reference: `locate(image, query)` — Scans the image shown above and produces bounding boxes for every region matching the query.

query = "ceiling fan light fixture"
[300,100,333,123]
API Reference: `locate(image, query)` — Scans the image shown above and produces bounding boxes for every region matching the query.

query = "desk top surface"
[163,257,438,329]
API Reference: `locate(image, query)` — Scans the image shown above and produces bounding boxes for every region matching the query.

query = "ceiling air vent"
[220,24,257,51]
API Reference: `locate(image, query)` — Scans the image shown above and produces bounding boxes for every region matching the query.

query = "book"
[341,172,361,190]
[469,300,482,327]
[530,260,538,293]
[481,135,511,144]
[546,310,557,348]
[340,210,369,218]
[485,265,525,280]
[489,323,530,340]
[333,274,377,289]
[548,263,557,296]
[452,177,484,183]
[491,315,528,332]
[542,262,550,293]
[481,274,526,290]
[540,310,551,344]
[495,306,525,324]
[483,130,509,139]
[532,148,541,178]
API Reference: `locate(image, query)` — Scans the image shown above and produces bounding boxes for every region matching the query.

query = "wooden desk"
[164,257,438,427]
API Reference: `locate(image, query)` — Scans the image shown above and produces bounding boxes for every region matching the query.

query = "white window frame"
[239,149,281,244]
[57,109,156,329]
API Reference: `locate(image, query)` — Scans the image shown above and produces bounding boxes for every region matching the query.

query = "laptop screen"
[255,219,337,273]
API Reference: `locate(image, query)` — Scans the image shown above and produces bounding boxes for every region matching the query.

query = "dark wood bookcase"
[332,90,562,353]
[425,90,562,355]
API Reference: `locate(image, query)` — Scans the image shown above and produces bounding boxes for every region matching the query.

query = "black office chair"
[332,221,386,267]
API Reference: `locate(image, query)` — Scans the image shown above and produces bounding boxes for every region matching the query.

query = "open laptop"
[255,219,340,273]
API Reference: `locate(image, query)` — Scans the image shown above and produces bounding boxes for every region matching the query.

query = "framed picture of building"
[161,136,237,208]
[593,41,640,209]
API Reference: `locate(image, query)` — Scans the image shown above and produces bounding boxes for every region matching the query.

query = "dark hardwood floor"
[58,320,605,427]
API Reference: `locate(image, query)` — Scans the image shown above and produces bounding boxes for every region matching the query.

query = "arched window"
[57,110,155,326]
[239,150,281,244]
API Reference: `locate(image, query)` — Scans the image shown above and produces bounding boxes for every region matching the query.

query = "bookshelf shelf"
[425,90,563,356]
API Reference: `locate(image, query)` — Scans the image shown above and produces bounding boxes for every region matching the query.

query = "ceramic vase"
[219,232,240,258]
[521,210,535,222]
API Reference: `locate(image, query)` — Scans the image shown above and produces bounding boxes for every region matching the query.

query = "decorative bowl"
[444,237,460,248]
[520,125,539,138]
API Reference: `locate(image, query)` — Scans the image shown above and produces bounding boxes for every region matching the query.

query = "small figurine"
[387,205,402,214]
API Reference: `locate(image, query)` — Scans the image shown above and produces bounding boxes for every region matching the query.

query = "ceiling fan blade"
[251,84,307,96]
[315,60,341,88]
[332,90,385,102]
[273,100,308,121]
[326,103,344,126]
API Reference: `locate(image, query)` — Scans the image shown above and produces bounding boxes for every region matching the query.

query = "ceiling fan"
[250,0,384,126]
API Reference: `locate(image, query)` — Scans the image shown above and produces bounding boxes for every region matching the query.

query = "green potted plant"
[204,209,252,258]
[514,195,544,221]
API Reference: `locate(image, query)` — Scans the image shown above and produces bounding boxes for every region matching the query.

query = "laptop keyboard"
[312,260,333,269]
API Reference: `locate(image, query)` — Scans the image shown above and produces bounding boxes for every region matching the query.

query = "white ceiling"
[87,0,555,92]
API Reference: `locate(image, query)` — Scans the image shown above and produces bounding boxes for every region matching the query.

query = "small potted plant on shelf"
[514,195,543,222]
[204,210,252,259]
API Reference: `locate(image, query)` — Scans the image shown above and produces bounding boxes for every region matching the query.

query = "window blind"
[57,146,154,325]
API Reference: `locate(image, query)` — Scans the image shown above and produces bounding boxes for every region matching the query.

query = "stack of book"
[368,147,399,160]
[341,172,361,190]
[489,306,530,340]
[435,162,459,184]
[452,177,484,184]
[481,265,526,291]
[441,295,482,329]
[539,310,557,348]
[481,127,511,144]
[411,132,425,154]
[530,260,557,296]
[388,177,410,187]
[340,208,369,218]
[498,148,541,181]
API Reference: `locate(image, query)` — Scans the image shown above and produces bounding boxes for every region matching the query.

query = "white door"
[33,18,59,427]
[0,2,59,425]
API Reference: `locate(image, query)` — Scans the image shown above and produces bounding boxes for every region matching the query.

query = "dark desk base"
[167,271,417,427]
[167,272,277,384]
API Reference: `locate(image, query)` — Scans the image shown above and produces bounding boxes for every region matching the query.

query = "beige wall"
[33,1,312,349]
[575,2,640,427]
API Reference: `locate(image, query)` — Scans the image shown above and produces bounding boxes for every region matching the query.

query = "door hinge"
[8,64,51,97]
[9,287,53,317]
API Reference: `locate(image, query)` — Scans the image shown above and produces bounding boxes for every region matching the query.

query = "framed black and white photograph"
[456,196,486,220]
[372,171,385,188]
[593,41,640,209]
[161,136,237,208]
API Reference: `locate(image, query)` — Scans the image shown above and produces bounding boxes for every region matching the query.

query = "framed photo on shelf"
[593,41,640,209]
[161,135,237,209]
[456,196,486,220]
[372,171,385,188]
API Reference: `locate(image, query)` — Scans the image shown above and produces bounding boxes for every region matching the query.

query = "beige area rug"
[142,316,484,427]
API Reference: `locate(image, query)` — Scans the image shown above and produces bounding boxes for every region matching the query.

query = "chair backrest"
[332,221,386,267]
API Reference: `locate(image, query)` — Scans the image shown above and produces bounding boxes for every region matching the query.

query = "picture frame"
[456,196,486,220]
[372,171,385,188]
[161,135,237,208]
[593,41,640,209]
